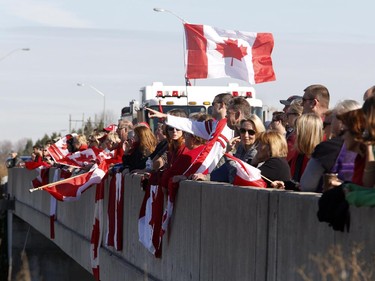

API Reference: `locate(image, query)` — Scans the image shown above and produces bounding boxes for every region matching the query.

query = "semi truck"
[121,82,263,131]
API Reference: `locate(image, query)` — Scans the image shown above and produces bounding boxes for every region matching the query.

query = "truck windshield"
[208,106,263,121]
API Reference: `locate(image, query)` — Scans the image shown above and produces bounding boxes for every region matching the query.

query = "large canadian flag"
[184,23,275,84]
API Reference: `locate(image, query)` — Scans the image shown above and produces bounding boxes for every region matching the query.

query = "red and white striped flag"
[184,23,275,84]
[224,153,267,187]
[47,134,77,164]
[30,166,50,188]
[50,146,112,169]
[40,162,108,202]
[159,183,175,244]
[138,179,164,257]
[91,180,105,281]
[105,173,124,251]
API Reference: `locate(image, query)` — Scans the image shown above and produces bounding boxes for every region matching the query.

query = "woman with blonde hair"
[72,134,88,152]
[122,125,157,172]
[289,113,323,182]
[251,131,292,187]
[209,114,265,183]
[228,114,265,163]
[88,131,107,148]
[103,131,124,166]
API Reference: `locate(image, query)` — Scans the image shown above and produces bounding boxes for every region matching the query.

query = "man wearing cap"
[279,96,302,140]
[280,95,302,113]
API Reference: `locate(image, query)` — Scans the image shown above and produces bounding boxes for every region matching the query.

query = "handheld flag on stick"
[29,162,108,202]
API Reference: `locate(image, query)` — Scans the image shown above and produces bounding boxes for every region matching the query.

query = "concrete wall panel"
[200,183,268,281]
[8,169,375,281]
[162,180,202,281]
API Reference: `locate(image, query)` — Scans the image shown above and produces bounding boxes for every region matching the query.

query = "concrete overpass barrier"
[7,168,375,281]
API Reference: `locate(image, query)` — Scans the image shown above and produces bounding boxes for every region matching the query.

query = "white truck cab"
[122,82,263,131]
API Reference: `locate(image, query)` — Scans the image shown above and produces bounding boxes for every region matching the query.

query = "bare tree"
[0,140,13,162]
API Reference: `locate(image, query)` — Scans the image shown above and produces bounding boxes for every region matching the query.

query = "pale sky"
[1,0,374,143]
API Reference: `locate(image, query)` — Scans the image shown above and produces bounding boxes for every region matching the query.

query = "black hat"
[280,95,302,106]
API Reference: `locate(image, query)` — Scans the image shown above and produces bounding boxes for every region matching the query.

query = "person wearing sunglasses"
[268,111,287,137]
[161,113,210,186]
[210,115,265,183]
[232,116,265,163]
[302,84,330,119]
[155,109,188,173]
[147,94,238,174]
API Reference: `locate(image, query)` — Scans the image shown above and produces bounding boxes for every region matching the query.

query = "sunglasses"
[167,126,181,132]
[302,97,315,103]
[239,128,256,135]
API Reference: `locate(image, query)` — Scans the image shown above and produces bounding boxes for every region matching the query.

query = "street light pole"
[153,8,187,23]
[153,8,192,86]
[77,83,106,126]
[0,48,30,62]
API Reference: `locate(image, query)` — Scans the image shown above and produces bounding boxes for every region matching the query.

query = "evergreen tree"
[21,139,33,156]
[84,118,94,138]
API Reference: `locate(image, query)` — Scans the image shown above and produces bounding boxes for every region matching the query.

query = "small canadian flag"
[184,23,275,84]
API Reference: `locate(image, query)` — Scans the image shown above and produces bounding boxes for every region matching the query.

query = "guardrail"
[7,168,375,281]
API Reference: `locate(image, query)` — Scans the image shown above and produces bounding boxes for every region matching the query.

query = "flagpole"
[29,171,92,193]
[153,8,186,23]
[77,83,106,127]
[260,174,273,183]
[153,8,191,96]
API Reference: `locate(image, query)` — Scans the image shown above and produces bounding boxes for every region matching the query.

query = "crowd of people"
[9,84,375,194]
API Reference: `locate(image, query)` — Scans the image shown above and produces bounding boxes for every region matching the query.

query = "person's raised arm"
[146,107,167,119]
[147,107,212,140]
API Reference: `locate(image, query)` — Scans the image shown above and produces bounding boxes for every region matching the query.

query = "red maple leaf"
[215,38,248,66]
[72,153,94,163]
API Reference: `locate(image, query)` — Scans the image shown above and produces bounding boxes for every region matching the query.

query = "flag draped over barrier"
[138,183,164,257]
[91,181,105,281]
[106,172,124,250]
[184,23,275,84]
[27,134,120,280]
